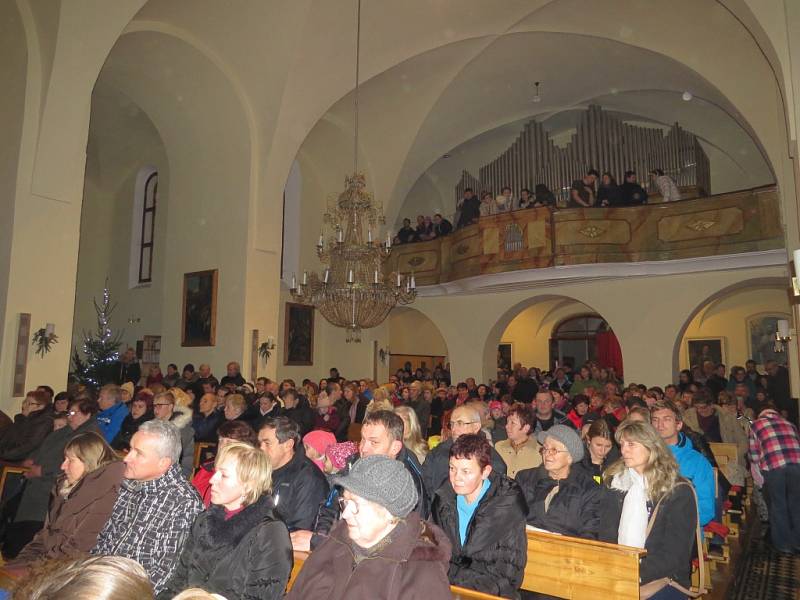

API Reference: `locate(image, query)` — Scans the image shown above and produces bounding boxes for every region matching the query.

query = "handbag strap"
[644,481,706,597]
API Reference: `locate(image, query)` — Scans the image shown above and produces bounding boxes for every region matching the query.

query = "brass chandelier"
[290,0,416,342]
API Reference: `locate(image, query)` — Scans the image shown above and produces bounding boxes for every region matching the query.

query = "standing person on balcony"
[456,187,481,228]
[570,169,599,207]
[619,170,648,205]
[433,213,453,237]
[649,168,681,202]
[479,191,495,217]
[597,172,623,207]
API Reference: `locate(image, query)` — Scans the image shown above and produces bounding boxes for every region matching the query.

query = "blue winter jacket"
[97,401,130,442]
[668,432,715,526]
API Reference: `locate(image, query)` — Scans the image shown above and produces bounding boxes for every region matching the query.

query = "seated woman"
[159,442,293,600]
[287,455,452,599]
[573,418,620,484]
[516,424,600,539]
[395,405,429,465]
[111,392,153,451]
[432,434,527,599]
[0,390,53,462]
[599,420,699,599]
[192,420,257,506]
[8,432,125,569]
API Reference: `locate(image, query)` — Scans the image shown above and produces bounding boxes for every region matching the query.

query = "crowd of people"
[0,352,798,600]
[395,167,683,243]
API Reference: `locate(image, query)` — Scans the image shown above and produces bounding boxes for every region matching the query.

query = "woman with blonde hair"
[9,432,125,568]
[395,405,428,464]
[11,555,153,600]
[158,442,293,600]
[599,421,700,599]
[365,386,395,415]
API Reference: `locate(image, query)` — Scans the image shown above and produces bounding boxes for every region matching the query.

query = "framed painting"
[748,314,789,367]
[181,270,218,347]
[284,303,314,365]
[686,338,724,369]
[498,343,513,371]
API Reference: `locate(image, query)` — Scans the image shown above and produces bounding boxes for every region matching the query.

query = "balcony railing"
[385,186,783,286]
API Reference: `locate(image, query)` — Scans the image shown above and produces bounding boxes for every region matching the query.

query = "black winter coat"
[157,494,293,600]
[112,411,154,451]
[0,408,54,461]
[516,464,600,539]
[571,444,621,484]
[422,438,507,507]
[598,480,697,588]
[284,398,315,437]
[432,473,527,599]
[271,447,329,532]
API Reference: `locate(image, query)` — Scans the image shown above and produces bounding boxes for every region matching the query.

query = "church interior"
[2,0,800,598]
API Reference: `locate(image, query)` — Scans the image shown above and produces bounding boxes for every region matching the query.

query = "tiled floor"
[728,523,799,600]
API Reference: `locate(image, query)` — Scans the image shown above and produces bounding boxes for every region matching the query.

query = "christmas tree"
[70,280,124,388]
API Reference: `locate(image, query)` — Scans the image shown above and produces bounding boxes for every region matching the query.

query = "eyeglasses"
[153,403,172,408]
[539,447,570,457]
[67,410,79,417]
[337,496,358,514]
[449,420,478,428]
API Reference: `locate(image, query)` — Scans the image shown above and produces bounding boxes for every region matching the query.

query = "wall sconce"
[33,323,58,357]
[775,319,792,353]
[793,250,800,296]
[258,336,276,365]
[127,315,141,324]
[378,346,390,364]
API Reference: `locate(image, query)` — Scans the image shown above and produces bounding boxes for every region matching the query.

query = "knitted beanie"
[536,424,585,463]
[332,454,418,517]
[325,441,358,471]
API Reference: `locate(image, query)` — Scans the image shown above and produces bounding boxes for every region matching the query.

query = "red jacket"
[192,461,215,507]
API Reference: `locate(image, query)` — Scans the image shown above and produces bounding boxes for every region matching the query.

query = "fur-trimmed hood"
[169,404,193,430]
[195,493,279,549]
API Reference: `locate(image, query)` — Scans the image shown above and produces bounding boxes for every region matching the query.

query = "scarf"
[611,468,649,548]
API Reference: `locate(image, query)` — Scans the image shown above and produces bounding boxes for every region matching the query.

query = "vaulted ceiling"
[89,0,787,244]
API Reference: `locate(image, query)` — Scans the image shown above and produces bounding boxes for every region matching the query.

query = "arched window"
[129,166,158,288]
[549,314,608,369]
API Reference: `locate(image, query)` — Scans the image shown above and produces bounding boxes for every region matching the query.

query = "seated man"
[433,213,453,237]
[291,410,428,551]
[432,433,527,598]
[494,403,541,478]
[532,390,573,434]
[650,400,715,526]
[93,420,203,594]
[423,406,507,499]
[96,384,129,443]
[258,417,329,531]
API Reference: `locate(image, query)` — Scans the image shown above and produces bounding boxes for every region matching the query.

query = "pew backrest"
[523,528,646,599]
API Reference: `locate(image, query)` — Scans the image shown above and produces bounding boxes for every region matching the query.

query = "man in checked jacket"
[749,403,800,555]
[94,419,203,594]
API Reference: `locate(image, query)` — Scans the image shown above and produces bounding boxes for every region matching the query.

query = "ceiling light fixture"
[290,0,416,342]
[682,91,693,101]
[533,81,542,103]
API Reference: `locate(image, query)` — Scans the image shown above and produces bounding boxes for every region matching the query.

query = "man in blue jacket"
[97,384,130,443]
[651,399,715,526]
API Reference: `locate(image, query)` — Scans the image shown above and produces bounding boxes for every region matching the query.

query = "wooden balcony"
[386,186,783,286]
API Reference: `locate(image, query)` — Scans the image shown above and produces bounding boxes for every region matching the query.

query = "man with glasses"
[422,406,506,506]
[152,391,194,478]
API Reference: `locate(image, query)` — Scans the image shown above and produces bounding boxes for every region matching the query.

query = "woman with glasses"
[432,434,527,599]
[287,454,451,599]
[516,424,600,539]
[0,390,53,461]
[158,442,292,600]
[7,432,124,572]
[599,420,699,600]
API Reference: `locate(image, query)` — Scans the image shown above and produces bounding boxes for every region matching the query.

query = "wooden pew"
[522,528,645,599]
[288,551,505,599]
[193,442,217,473]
